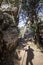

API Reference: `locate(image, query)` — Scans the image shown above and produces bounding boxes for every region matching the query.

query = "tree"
[21,0,43,44]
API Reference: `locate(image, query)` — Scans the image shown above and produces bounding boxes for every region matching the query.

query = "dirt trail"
[19,41,43,65]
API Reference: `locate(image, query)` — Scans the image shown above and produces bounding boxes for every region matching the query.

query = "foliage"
[22,0,43,45]
[9,0,19,6]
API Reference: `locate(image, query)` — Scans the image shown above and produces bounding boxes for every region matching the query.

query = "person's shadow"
[25,46,34,65]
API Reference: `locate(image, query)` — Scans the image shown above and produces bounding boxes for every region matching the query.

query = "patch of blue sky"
[18,5,43,28]
[18,10,28,28]
[38,8,43,20]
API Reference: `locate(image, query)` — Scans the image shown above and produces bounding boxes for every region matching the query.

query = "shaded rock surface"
[0,5,19,65]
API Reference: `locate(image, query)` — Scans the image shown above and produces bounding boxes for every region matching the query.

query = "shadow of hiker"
[25,46,34,65]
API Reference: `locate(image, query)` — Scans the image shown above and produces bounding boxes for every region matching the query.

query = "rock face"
[3,27,19,50]
[0,9,19,50]
[0,1,20,65]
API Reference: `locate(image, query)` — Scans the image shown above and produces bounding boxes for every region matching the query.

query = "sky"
[18,10,28,28]
[18,9,43,28]
[18,2,43,28]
